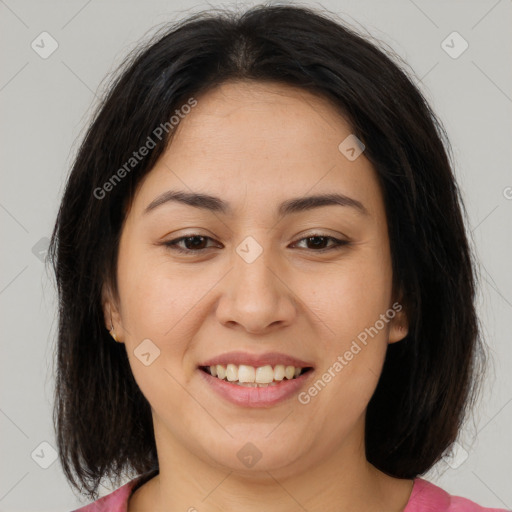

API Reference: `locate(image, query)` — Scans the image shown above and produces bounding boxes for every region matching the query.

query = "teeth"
[205,363,306,383]
[216,365,226,380]
[274,365,285,381]
[255,365,274,383]
[226,364,238,382]
[284,366,295,380]
[238,364,256,383]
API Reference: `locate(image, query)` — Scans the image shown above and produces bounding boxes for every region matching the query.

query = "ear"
[388,300,409,344]
[101,282,125,343]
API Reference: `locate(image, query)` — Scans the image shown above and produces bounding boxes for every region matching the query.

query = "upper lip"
[199,351,314,369]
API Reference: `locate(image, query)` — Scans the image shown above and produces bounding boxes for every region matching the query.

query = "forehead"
[176,79,353,151]
[129,80,383,220]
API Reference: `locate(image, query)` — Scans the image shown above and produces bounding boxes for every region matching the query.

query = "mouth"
[196,352,315,407]
[198,364,314,387]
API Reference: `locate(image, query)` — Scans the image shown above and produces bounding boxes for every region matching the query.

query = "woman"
[48,4,508,511]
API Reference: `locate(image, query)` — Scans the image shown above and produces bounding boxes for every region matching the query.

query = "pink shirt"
[71,470,509,512]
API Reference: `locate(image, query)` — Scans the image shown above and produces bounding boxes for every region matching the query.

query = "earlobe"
[388,308,409,344]
[389,323,408,344]
[101,284,123,343]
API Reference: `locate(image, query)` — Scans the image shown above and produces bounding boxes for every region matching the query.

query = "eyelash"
[162,234,349,254]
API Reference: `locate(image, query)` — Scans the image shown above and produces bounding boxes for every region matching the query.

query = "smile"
[198,364,314,407]
[200,364,312,386]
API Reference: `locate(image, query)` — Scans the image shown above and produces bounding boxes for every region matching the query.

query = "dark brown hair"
[48,3,486,501]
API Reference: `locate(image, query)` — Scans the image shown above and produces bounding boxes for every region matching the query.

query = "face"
[103,80,407,477]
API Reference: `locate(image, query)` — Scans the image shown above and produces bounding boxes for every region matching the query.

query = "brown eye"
[292,235,349,252]
[163,235,218,253]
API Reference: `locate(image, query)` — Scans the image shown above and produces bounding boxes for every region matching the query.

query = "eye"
[291,235,349,252]
[163,235,220,254]
[162,233,349,254]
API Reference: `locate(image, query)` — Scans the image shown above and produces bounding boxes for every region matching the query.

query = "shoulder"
[405,477,510,512]
[70,481,134,512]
[70,469,159,512]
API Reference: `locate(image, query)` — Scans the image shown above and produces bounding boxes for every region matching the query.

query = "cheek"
[299,249,392,407]
[116,253,205,408]
[115,250,209,397]
[305,251,393,343]
[117,240,205,337]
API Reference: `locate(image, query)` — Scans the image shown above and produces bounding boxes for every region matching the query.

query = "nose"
[215,242,297,335]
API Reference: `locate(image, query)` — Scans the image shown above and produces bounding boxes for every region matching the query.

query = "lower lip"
[198,368,314,408]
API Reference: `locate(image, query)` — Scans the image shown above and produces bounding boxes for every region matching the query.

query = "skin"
[103,80,413,512]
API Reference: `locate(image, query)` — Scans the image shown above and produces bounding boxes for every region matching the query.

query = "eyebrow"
[143,189,368,218]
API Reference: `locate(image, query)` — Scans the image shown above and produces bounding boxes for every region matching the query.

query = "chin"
[194,430,308,475]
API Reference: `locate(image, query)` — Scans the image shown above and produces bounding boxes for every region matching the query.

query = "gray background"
[0,0,511,511]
